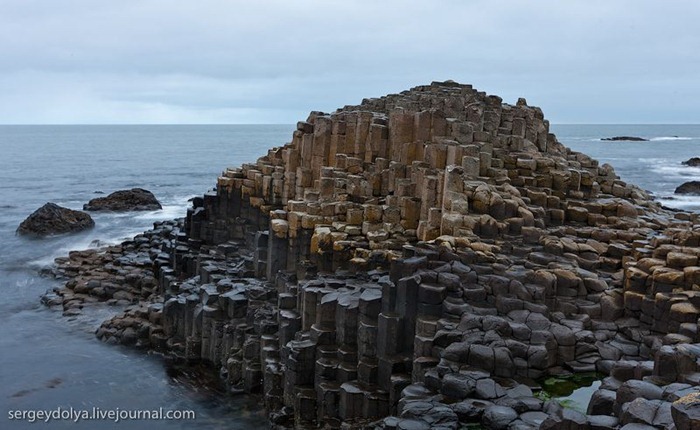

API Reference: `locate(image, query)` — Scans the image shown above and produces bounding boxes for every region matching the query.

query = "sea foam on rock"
[44,81,700,429]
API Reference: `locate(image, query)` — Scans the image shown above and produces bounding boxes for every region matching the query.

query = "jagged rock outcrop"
[44,81,700,429]
[83,188,162,211]
[17,202,94,237]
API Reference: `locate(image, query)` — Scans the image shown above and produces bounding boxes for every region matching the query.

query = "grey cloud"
[0,0,699,123]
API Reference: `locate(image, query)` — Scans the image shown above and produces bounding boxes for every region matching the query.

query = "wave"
[650,136,693,141]
[657,195,700,211]
[652,164,700,176]
[132,204,187,221]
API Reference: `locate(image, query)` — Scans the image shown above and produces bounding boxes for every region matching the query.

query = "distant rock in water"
[83,188,162,211]
[601,136,648,141]
[682,157,700,167]
[17,203,94,237]
[674,181,700,195]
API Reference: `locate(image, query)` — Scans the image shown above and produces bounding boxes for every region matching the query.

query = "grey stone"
[672,392,700,430]
[588,388,616,415]
[453,399,493,423]
[440,373,476,399]
[481,405,518,430]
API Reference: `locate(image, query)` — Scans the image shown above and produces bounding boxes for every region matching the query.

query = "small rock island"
[83,188,162,211]
[682,157,700,167]
[45,81,700,429]
[17,203,94,237]
[601,136,648,142]
[675,181,700,196]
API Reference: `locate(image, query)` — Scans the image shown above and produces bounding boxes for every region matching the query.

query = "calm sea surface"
[1,124,699,428]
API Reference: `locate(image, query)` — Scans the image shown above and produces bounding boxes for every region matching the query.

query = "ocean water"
[552,124,700,211]
[0,124,699,429]
[0,125,293,429]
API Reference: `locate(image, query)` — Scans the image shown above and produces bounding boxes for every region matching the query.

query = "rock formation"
[682,157,700,167]
[83,188,162,211]
[675,181,700,196]
[601,136,648,142]
[17,202,94,237]
[45,81,700,429]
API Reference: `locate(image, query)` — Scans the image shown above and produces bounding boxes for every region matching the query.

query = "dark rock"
[540,408,588,430]
[615,380,663,413]
[618,424,658,430]
[682,157,700,167]
[453,399,493,422]
[672,392,700,430]
[674,181,700,195]
[588,388,616,415]
[519,411,548,427]
[601,136,648,141]
[440,373,476,399]
[120,327,139,345]
[84,188,162,211]
[17,203,94,237]
[587,415,619,430]
[620,398,659,426]
[481,405,517,429]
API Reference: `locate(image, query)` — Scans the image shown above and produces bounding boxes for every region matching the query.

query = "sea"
[1,124,699,429]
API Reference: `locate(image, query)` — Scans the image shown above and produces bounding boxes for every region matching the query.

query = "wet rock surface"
[42,81,700,429]
[83,188,162,211]
[17,202,94,237]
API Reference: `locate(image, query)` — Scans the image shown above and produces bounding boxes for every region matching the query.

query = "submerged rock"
[83,188,162,211]
[17,203,94,237]
[601,136,648,141]
[674,181,700,195]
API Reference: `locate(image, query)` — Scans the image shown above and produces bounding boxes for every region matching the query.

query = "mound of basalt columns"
[44,81,700,430]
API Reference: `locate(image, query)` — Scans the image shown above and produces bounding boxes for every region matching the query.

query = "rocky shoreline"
[43,81,700,429]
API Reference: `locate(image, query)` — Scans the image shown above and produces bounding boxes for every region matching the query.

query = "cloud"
[0,0,699,123]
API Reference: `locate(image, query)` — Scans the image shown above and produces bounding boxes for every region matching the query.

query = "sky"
[0,0,698,124]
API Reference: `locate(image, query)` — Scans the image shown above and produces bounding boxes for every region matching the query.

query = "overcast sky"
[0,0,698,124]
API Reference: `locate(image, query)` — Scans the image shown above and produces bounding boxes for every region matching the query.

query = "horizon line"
[1,123,700,126]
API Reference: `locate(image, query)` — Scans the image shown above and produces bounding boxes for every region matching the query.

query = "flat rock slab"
[17,202,94,237]
[84,188,162,211]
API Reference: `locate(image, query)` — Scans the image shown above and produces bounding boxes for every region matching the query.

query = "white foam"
[650,136,693,141]
[658,195,700,211]
[132,204,186,221]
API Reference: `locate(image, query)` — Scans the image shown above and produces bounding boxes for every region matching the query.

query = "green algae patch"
[536,372,603,413]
